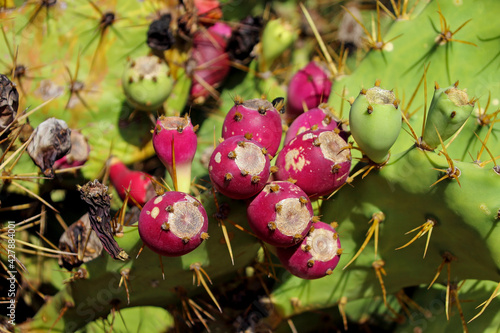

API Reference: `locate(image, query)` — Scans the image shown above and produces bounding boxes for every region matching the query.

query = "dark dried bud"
[227,16,264,63]
[27,118,72,178]
[147,14,176,51]
[0,74,19,134]
[58,213,103,270]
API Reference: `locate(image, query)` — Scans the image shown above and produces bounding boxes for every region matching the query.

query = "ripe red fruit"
[285,61,332,123]
[247,181,313,247]
[189,24,231,103]
[209,135,270,200]
[152,115,197,194]
[284,105,347,146]
[275,129,351,199]
[276,221,342,279]
[138,191,209,257]
[222,98,283,157]
[108,157,155,207]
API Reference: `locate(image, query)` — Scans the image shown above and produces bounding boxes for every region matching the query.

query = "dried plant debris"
[78,179,130,261]
[0,74,19,134]
[53,130,90,170]
[147,13,176,52]
[58,213,103,270]
[228,16,264,63]
[27,117,72,177]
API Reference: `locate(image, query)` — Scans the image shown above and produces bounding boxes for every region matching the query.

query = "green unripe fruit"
[122,55,174,111]
[421,82,474,150]
[349,84,401,164]
[260,19,298,72]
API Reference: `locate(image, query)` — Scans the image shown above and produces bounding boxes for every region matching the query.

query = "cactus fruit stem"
[343,212,385,270]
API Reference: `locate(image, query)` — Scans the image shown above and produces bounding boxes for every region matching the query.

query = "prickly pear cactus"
[1,0,500,332]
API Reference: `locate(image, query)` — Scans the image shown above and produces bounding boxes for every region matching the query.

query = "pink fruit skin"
[285,61,332,122]
[275,129,351,199]
[139,191,208,257]
[194,0,223,21]
[210,22,232,40]
[153,116,197,170]
[222,99,283,157]
[276,221,341,279]
[109,159,153,207]
[247,181,313,247]
[284,106,340,146]
[190,27,231,101]
[209,135,270,200]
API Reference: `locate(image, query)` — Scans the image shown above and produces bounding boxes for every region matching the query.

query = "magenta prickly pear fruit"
[108,157,155,207]
[153,115,198,194]
[285,60,332,123]
[222,97,283,157]
[275,129,351,199]
[247,181,313,247]
[276,221,342,279]
[284,104,346,146]
[209,135,271,200]
[138,191,209,257]
[189,25,231,103]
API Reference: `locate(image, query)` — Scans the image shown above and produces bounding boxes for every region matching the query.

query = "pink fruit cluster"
[206,96,348,279]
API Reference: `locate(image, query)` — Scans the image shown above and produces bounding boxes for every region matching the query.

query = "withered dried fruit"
[78,180,130,261]
[27,118,72,177]
[0,74,19,134]
[53,130,90,170]
[58,213,103,270]
[227,16,263,64]
[147,14,176,51]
